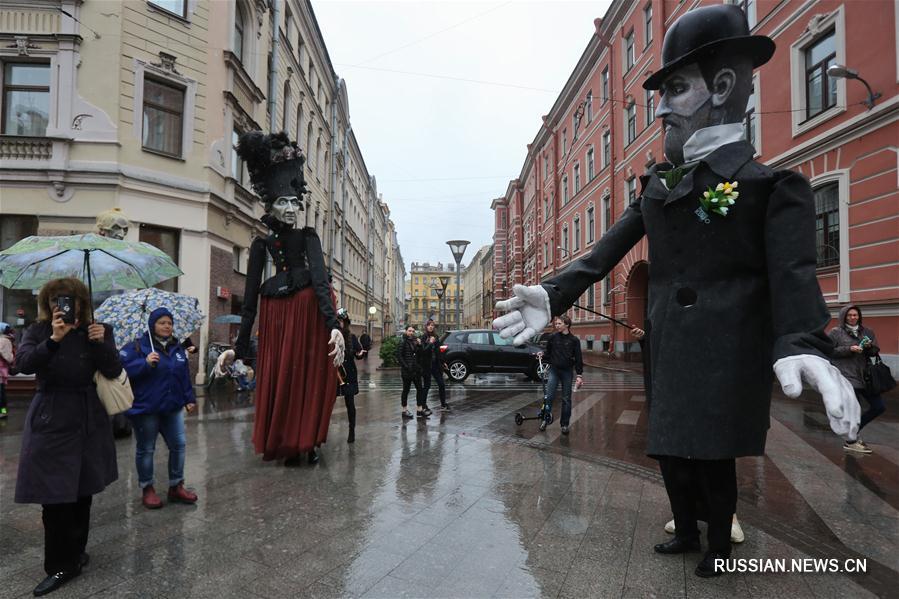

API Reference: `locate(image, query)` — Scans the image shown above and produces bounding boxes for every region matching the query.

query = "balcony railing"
[0,136,53,160]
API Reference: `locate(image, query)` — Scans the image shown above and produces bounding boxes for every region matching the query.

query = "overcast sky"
[312,0,612,272]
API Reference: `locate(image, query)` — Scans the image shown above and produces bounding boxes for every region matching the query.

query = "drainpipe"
[267,0,281,132]
[328,78,341,273]
[340,123,351,309]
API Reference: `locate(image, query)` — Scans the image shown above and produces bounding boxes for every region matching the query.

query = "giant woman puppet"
[235,132,344,465]
[494,5,859,577]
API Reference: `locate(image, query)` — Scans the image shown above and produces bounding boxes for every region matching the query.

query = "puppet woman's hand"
[328,329,345,367]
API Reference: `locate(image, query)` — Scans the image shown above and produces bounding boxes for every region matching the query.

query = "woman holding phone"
[14,277,121,597]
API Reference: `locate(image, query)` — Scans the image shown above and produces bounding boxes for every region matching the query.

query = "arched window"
[282,81,291,133]
[296,103,303,144]
[315,137,321,177]
[305,121,313,156]
[234,4,245,62]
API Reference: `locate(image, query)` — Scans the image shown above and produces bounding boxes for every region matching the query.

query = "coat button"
[676,287,697,307]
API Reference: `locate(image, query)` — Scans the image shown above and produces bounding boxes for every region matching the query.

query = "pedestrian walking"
[336,308,366,443]
[0,322,14,419]
[119,308,198,509]
[538,315,583,434]
[419,319,449,411]
[397,325,426,419]
[360,331,372,361]
[829,305,887,454]
[14,277,121,597]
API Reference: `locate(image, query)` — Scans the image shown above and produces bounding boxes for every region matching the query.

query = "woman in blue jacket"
[120,308,197,509]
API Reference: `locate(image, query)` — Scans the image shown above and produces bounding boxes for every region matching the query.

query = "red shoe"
[167,483,198,504]
[142,486,163,509]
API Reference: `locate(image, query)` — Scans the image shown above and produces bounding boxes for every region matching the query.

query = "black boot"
[33,569,80,597]
[654,537,701,554]
[307,449,319,464]
[695,551,729,577]
[347,428,355,444]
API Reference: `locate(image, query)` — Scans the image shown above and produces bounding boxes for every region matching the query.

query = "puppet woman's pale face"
[270,196,302,226]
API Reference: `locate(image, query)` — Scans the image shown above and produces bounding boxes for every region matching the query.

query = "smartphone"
[56,295,75,324]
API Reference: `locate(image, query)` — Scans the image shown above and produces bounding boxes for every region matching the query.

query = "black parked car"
[439,329,545,382]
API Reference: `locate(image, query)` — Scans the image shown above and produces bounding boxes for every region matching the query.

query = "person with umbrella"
[119,307,198,509]
[13,277,121,596]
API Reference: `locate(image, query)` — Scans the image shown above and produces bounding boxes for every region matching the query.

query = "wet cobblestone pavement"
[2,353,897,598]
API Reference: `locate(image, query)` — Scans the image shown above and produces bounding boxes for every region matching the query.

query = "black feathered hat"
[235,131,308,206]
[643,4,774,90]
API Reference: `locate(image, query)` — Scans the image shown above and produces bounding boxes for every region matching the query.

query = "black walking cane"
[571,303,636,329]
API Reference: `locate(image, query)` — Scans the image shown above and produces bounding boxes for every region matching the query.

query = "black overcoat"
[543,141,832,459]
[14,322,121,504]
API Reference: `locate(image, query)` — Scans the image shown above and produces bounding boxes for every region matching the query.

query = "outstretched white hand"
[774,354,860,438]
[328,329,345,367]
[493,284,552,346]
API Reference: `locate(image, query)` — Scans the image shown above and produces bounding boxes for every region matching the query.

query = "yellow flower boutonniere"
[695,181,739,223]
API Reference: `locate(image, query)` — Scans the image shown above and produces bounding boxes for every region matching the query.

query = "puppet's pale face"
[270,196,301,226]
[657,63,714,166]
[99,221,128,240]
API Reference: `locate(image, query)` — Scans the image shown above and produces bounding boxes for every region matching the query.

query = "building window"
[561,224,569,256]
[587,206,595,243]
[231,128,244,184]
[2,62,50,136]
[233,246,244,273]
[805,30,836,120]
[602,195,611,233]
[284,6,295,46]
[544,196,549,221]
[627,178,637,203]
[573,216,580,251]
[587,147,595,180]
[645,88,655,124]
[602,131,611,167]
[743,82,757,149]
[1,216,39,326]
[562,129,567,154]
[282,81,291,133]
[601,67,609,103]
[587,283,595,309]
[542,155,548,179]
[626,102,637,144]
[142,77,184,157]
[814,183,839,268]
[586,90,593,123]
[149,0,187,18]
[603,274,612,305]
[562,175,569,205]
[234,4,245,62]
[543,242,548,265]
[573,162,581,194]
[644,3,653,47]
[140,224,180,292]
[296,103,304,144]
[734,0,757,29]
[625,30,636,71]
[572,114,579,140]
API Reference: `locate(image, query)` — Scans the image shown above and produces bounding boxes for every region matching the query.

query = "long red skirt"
[254,287,338,460]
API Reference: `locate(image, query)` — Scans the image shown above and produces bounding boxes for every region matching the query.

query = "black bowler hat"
[643,4,775,90]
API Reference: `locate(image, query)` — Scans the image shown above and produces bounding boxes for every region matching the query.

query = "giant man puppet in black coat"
[494,5,859,577]
[234,132,345,465]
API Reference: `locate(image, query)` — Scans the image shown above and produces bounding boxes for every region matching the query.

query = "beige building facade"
[0,0,398,379]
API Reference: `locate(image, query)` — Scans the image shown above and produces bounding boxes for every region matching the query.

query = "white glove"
[328,329,345,367]
[493,284,552,346]
[774,354,860,438]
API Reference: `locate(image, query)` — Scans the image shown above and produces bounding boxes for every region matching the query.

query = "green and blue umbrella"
[0,233,182,301]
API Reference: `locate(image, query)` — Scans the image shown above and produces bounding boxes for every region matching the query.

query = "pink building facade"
[493,0,898,367]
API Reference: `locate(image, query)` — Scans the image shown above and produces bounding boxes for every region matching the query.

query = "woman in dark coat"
[396,325,425,419]
[336,309,365,443]
[14,277,121,597]
[829,305,885,454]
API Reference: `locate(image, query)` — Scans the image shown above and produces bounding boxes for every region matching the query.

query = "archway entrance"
[625,261,649,329]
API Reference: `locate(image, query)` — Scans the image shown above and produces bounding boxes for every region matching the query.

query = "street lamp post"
[438,275,450,331]
[446,240,470,330]
[368,306,376,336]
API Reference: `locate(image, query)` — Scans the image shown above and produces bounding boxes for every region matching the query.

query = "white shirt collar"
[682,123,747,164]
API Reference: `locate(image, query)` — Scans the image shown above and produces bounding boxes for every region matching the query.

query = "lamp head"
[826,64,858,79]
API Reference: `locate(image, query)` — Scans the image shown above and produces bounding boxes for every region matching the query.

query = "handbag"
[864,354,896,395]
[94,369,134,415]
